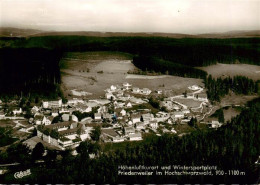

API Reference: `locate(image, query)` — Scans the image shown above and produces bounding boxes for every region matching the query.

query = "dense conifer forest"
[1,98,259,183]
[0,48,62,99]
[205,75,260,102]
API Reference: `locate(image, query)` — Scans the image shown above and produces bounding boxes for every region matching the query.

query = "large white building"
[42,99,62,109]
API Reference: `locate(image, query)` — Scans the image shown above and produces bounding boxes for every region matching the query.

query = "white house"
[120,109,126,116]
[42,116,54,125]
[129,132,142,141]
[106,92,116,100]
[126,102,132,108]
[31,106,40,114]
[132,87,140,94]
[123,82,132,90]
[136,122,145,130]
[94,113,102,121]
[171,112,185,119]
[13,108,22,115]
[149,120,158,129]
[208,120,222,128]
[132,114,141,124]
[156,89,163,94]
[127,120,133,126]
[141,88,152,95]
[110,85,117,91]
[188,85,200,91]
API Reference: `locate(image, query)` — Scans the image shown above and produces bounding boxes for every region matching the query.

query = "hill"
[0,27,260,38]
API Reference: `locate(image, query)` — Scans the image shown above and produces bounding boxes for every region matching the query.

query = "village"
[0,82,222,152]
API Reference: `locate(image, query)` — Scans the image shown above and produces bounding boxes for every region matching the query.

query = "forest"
[132,55,207,79]
[1,98,259,183]
[0,48,62,99]
[205,75,260,102]
[1,36,260,67]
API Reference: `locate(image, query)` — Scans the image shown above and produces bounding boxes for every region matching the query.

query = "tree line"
[133,55,207,79]
[205,75,259,102]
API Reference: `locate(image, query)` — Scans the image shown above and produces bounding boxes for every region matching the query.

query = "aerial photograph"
[0,0,259,184]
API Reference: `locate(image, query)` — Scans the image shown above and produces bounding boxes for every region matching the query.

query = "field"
[223,106,242,122]
[60,51,204,98]
[220,93,258,107]
[173,98,202,108]
[198,63,260,80]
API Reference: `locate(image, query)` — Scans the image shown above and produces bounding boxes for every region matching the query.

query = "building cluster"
[0,82,217,150]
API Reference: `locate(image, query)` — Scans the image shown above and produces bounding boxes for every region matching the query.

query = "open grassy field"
[223,106,242,122]
[220,93,258,107]
[198,63,260,80]
[60,51,204,98]
[173,98,202,108]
